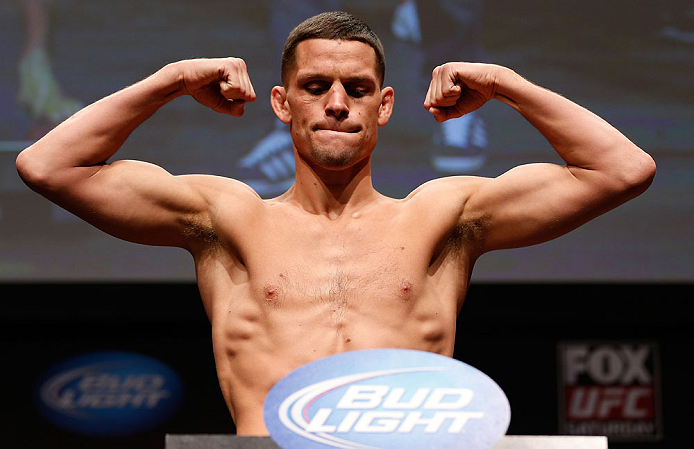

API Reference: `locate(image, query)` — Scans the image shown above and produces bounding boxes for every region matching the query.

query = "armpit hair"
[181,216,220,247]
[447,217,488,254]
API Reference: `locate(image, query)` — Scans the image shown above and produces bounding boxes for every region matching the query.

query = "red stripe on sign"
[566,386,654,420]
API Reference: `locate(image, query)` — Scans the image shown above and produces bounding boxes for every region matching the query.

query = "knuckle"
[227,57,246,69]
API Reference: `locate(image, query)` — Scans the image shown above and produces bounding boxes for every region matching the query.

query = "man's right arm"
[16,58,256,249]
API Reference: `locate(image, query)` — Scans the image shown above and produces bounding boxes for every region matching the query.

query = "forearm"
[16,62,184,187]
[493,67,655,186]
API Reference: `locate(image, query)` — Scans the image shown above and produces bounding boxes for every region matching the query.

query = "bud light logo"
[264,349,510,449]
[35,351,183,436]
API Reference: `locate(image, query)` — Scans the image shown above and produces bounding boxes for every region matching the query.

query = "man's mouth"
[313,125,361,134]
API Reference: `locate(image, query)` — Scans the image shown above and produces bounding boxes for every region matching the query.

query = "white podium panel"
[165,434,608,449]
[166,435,278,449]
[492,436,608,448]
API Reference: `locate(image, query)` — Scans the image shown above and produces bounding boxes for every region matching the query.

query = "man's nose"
[325,83,349,120]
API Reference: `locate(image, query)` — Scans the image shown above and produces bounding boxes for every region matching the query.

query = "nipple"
[400,280,413,296]
[263,285,279,303]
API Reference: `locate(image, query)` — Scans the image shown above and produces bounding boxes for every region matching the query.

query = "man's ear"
[271,86,291,124]
[378,86,395,126]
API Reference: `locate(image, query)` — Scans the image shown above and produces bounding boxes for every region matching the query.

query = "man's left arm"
[424,63,656,253]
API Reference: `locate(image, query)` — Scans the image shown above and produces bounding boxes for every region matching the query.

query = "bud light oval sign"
[35,351,183,436]
[264,349,510,449]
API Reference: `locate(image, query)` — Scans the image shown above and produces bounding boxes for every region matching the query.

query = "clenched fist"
[175,57,256,117]
[424,62,502,122]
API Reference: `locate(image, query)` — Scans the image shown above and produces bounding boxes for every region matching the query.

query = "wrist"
[152,61,188,102]
[492,66,532,111]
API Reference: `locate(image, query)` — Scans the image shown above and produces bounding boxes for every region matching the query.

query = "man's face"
[273,39,393,171]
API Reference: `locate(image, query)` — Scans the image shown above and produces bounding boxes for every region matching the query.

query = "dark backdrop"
[2,283,690,448]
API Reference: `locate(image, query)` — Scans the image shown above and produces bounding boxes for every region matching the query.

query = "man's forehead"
[292,38,379,80]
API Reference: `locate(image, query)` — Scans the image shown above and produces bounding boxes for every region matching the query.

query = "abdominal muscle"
[204,266,459,436]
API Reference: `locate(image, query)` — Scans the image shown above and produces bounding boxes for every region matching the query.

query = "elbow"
[629,149,656,193]
[16,147,54,193]
[616,146,657,198]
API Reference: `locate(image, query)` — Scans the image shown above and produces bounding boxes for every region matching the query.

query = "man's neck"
[279,153,382,219]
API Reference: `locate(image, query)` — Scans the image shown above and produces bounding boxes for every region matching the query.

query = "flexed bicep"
[465,162,620,253]
[47,159,212,249]
[450,63,654,254]
[15,58,260,250]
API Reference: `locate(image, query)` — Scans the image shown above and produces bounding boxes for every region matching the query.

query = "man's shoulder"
[179,175,273,254]
[405,175,487,204]
[390,175,490,232]
[181,174,264,204]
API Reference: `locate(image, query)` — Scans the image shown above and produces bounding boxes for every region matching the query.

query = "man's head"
[281,11,386,88]
[271,12,394,172]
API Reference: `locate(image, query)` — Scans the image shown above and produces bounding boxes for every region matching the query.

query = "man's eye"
[306,84,326,94]
[348,89,366,98]
[346,85,371,97]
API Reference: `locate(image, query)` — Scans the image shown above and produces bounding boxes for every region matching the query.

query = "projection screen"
[0,0,691,282]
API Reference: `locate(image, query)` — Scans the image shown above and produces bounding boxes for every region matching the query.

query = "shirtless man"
[15,12,655,436]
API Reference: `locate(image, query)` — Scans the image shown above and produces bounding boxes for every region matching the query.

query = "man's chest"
[237,213,434,306]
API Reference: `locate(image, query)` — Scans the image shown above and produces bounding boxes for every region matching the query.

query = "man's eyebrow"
[343,76,378,86]
[296,73,378,85]
[295,73,326,83]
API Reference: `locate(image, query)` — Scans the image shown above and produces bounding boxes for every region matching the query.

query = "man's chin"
[308,147,367,171]
[312,153,356,169]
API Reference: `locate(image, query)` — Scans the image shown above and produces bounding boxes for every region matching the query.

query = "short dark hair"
[281,11,386,87]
